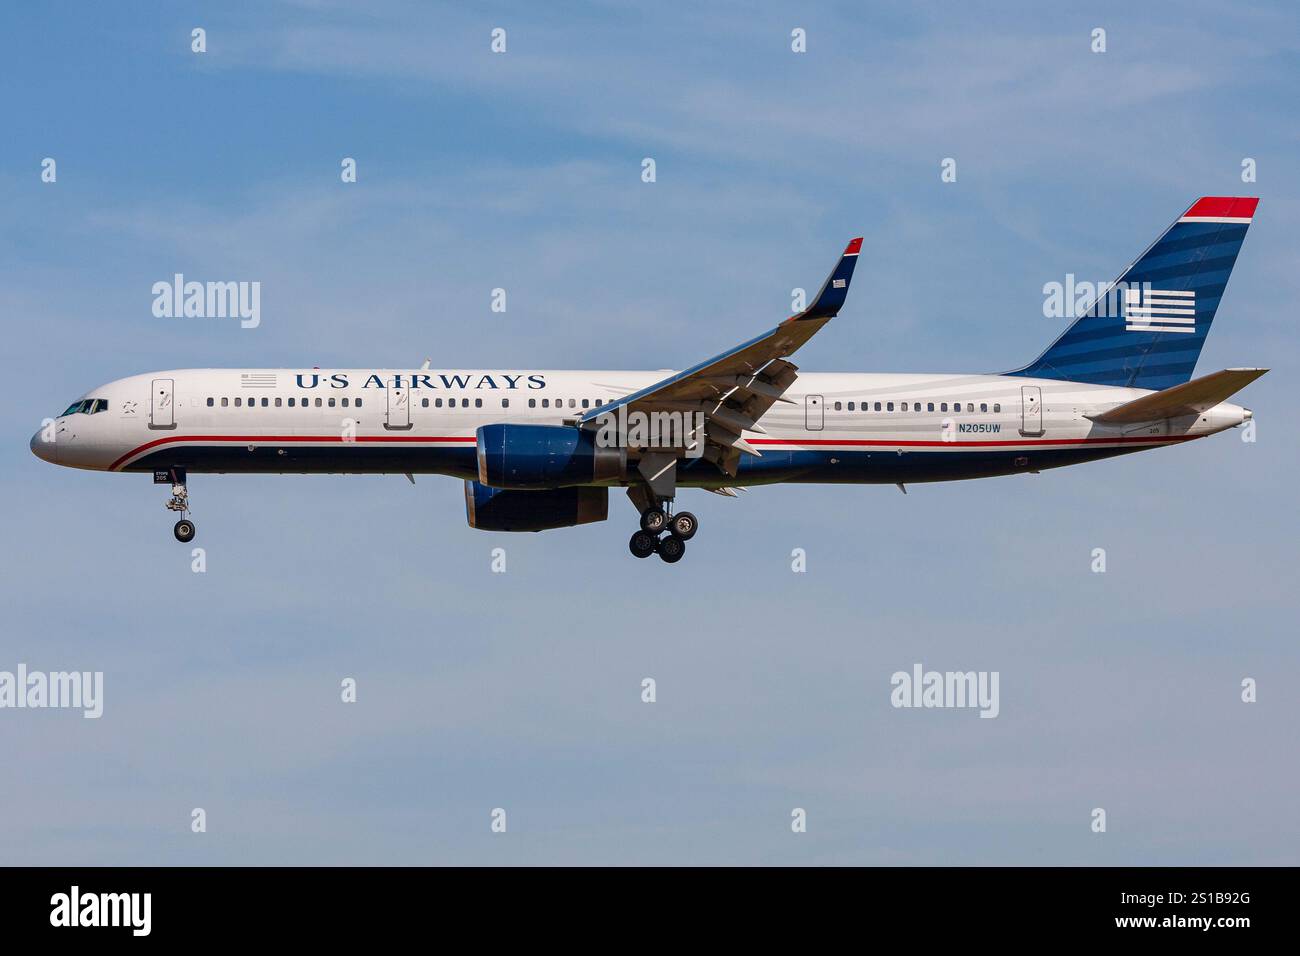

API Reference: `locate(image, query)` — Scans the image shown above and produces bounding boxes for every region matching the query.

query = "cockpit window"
[61,398,106,416]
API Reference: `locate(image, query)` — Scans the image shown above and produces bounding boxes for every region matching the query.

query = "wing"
[577,237,862,476]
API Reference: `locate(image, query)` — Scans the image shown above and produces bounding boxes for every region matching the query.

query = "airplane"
[30,196,1265,564]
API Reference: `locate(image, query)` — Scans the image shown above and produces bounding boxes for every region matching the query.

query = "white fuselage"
[31,367,1249,485]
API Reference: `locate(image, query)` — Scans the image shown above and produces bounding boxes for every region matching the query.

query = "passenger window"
[967,403,974,412]
[328,398,336,407]
[475,398,483,408]
[355,398,362,408]
[462,398,469,408]
[994,403,1001,412]
[581,399,589,409]
[434,398,442,408]
[207,398,214,407]
[542,399,550,408]
[887,402,894,411]
[595,399,603,407]
[221,398,229,407]
[529,399,536,408]
[941,403,948,412]
[980,403,987,412]
[421,398,428,408]
[927,402,934,412]
[275,397,282,407]
[235,397,242,407]
[261,397,268,407]
[502,398,510,408]
[288,397,295,407]
[341,398,349,408]
[315,398,322,407]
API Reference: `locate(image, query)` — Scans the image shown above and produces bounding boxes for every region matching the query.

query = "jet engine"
[475,423,626,489]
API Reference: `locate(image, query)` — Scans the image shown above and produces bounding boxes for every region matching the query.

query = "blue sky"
[1,0,1297,864]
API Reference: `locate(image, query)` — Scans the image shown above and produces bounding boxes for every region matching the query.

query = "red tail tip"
[844,237,863,255]
[1183,197,1258,220]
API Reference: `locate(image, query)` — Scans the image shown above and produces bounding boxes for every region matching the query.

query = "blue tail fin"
[1008,197,1258,390]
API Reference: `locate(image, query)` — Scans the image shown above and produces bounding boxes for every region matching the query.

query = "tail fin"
[1009,197,1258,390]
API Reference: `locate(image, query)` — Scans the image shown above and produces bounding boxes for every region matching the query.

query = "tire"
[640,508,667,533]
[669,511,698,541]
[173,519,196,543]
[628,530,657,559]
[656,534,685,563]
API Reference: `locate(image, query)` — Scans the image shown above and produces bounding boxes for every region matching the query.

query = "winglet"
[795,237,863,321]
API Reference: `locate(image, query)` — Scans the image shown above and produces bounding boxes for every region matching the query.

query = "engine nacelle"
[476,423,625,489]
[463,480,608,532]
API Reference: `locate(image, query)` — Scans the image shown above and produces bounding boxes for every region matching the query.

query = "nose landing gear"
[160,469,195,542]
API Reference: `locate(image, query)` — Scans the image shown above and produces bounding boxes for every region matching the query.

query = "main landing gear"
[163,471,196,542]
[627,505,698,564]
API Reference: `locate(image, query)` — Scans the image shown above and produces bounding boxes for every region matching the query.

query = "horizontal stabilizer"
[1087,368,1267,424]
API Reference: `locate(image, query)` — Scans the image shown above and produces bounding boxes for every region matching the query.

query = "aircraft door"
[1020,385,1043,436]
[386,385,411,430]
[150,378,175,429]
[805,394,824,431]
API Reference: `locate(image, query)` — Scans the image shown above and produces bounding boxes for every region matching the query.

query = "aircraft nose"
[30,428,57,464]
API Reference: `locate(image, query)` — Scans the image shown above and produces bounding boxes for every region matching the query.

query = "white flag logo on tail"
[1124,287,1195,334]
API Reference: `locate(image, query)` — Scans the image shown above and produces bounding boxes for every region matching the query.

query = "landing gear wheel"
[669,511,698,541]
[656,534,686,563]
[173,519,196,543]
[640,508,667,534]
[628,530,657,559]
